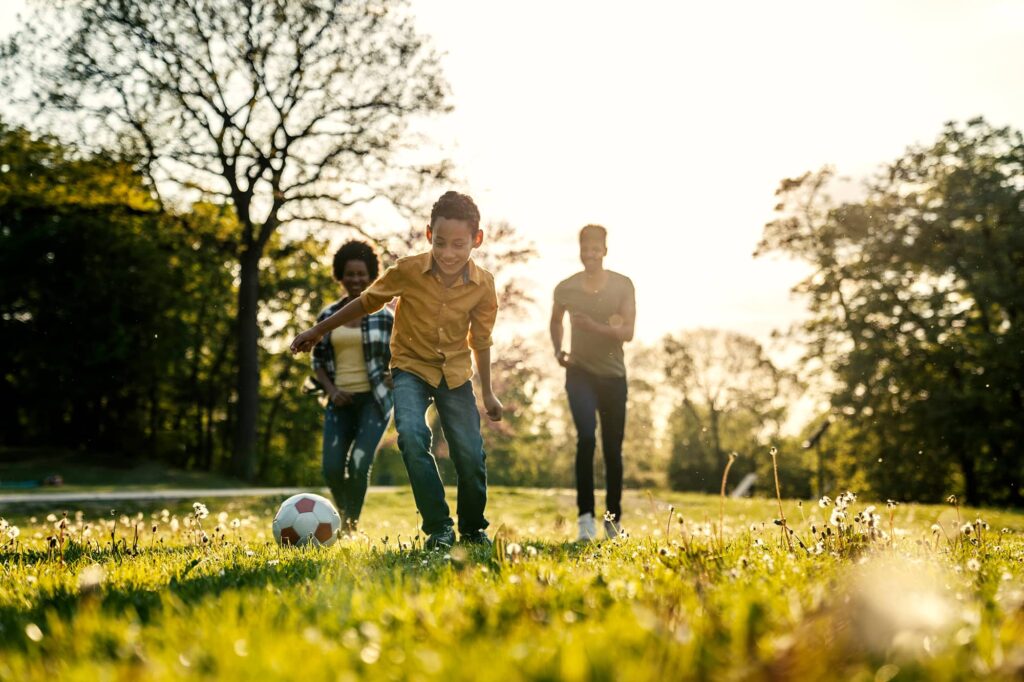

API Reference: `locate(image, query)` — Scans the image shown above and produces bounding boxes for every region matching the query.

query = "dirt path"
[0,486,396,506]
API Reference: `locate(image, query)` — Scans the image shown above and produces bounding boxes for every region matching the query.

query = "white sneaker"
[603,516,623,540]
[576,513,598,542]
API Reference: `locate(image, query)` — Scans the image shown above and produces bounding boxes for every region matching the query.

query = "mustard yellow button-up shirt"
[359,252,498,389]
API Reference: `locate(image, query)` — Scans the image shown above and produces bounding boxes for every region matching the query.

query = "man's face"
[428,217,478,276]
[579,236,607,270]
[340,259,370,297]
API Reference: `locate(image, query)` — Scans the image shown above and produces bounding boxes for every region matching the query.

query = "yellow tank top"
[331,326,371,393]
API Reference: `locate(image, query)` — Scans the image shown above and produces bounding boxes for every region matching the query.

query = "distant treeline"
[1,119,1022,505]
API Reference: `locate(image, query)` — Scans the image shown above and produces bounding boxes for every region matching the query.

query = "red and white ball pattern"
[272,493,341,547]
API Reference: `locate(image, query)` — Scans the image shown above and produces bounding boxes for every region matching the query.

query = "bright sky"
[410,0,1024,346]
[3,0,1023,350]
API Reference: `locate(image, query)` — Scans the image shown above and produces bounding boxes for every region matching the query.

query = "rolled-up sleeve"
[468,276,498,351]
[360,264,404,314]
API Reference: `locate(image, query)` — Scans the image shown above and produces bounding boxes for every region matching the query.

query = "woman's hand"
[290,328,324,354]
[555,350,571,368]
[330,389,353,407]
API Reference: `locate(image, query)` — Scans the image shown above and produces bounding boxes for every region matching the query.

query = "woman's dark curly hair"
[332,240,380,281]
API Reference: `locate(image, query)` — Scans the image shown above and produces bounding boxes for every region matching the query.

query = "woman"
[312,241,394,532]
[549,224,636,541]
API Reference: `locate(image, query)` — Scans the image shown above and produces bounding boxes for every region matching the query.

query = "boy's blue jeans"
[322,393,389,524]
[392,368,489,536]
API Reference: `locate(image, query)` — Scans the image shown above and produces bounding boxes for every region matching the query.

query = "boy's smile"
[428,217,483,280]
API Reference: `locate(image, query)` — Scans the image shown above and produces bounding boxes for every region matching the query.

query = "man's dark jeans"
[392,368,489,536]
[322,392,390,523]
[566,365,627,521]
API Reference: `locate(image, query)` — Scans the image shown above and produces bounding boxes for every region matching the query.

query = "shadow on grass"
[0,535,636,652]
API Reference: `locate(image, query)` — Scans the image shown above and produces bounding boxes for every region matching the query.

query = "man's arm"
[473,346,502,421]
[570,287,636,343]
[290,297,367,353]
[550,300,571,367]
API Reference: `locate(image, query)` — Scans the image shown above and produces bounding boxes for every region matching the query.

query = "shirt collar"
[423,254,482,285]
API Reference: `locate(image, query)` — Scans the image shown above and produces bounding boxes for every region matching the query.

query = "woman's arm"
[315,365,352,406]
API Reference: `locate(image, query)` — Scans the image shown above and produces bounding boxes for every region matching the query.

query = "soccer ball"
[272,493,341,547]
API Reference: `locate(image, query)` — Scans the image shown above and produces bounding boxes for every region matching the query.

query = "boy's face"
[427,217,482,277]
[579,236,607,270]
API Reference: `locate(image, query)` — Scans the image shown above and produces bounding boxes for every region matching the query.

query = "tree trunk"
[232,248,261,480]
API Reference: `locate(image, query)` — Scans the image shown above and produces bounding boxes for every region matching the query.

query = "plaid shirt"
[311,299,394,417]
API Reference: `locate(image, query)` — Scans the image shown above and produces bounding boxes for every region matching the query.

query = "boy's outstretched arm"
[290,298,367,354]
[473,347,503,422]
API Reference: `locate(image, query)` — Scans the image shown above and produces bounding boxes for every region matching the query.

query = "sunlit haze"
[411,0,1024,348]
[3,0,1023,351]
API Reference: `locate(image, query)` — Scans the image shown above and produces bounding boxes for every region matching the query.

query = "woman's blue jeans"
[322,392,389,524]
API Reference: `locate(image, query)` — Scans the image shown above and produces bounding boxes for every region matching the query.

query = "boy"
[290,191,502,549]
[550,224,635,541]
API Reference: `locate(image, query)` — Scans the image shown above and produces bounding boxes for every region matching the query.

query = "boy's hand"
[482,392,503,422]
[290,328,324,354]
[555,350,571,368]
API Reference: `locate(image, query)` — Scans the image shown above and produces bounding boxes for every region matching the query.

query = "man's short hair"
[579,224,607,244]
[430,191,481,234]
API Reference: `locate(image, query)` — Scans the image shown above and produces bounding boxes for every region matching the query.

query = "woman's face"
[340,259,371,297]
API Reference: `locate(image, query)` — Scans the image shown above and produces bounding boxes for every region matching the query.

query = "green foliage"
[0,489,1022,680]
[757,118,1024,505]
[663,329,798,495]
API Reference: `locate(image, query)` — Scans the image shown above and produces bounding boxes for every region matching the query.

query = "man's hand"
[555,350,571,368]
[482,392,503,422]
[330,389,353,407]
[290,328,324,354]
[570,312,599,333]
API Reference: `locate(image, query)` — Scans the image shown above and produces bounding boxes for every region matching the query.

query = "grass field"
[1,487,1023,681]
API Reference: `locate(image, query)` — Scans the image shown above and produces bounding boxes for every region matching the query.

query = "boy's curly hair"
[332,240,380,281]
[430,191,481,234]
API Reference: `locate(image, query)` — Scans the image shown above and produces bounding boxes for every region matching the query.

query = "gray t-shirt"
[554,271,635,378]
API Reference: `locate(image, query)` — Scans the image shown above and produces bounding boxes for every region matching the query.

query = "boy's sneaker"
[425,527,455,550]
[576,513,598,542]
[460,530,491,546]
[603,516,623,540]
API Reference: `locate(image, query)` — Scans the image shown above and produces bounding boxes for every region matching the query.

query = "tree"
[756,118,1024,505]
[663,329,794,493]
[3,0,452,478]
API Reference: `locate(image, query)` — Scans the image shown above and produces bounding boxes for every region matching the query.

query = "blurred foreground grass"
[1,487,1023,681]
